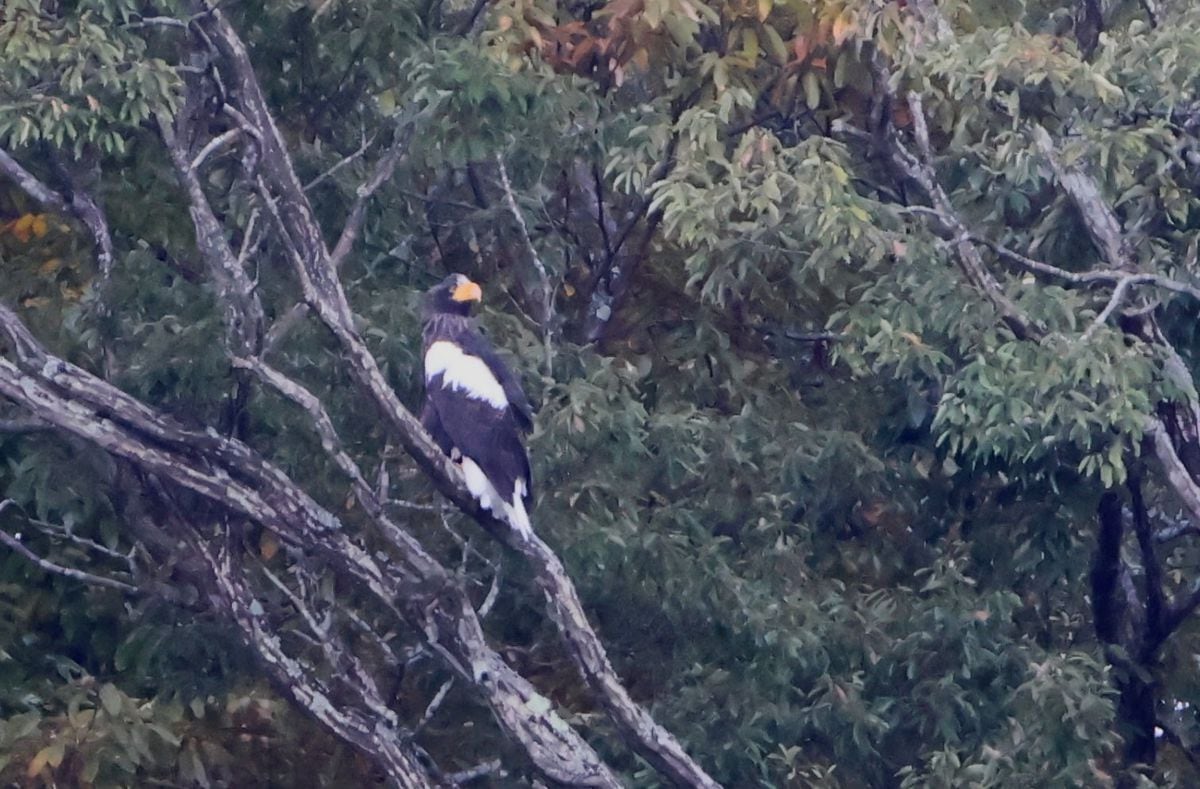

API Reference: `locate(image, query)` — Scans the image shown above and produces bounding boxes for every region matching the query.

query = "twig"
[385,499,450,513]
[447,759,502,784]
[330,129,412,267]
[1082,276,1136,341]
[415,679,453,733]
[189,128,242,172]
[0,518,138,594]
[304,130,376,192]
[496,152,554,371]
[260,561,328,638]
[124,15,189,29]
[887,93,1038,340]
[1155,522,1200,543]
[477,566,501,619]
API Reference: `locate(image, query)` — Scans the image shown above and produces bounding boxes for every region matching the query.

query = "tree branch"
[496,152,554,371]
[1,147,115,277]
[0,148,69,212]
[1033,125,1134,271]
[0,298,621,788]
[181,6,717,784]
[0,502,138,594]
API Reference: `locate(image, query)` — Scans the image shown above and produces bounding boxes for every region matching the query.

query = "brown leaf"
[792,35,810,63]
[260,531,280,561]
[832,11,856,45]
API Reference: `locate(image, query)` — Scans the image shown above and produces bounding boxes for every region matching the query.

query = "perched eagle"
[421,274,534,534]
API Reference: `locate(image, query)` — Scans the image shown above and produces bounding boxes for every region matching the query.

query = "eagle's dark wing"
[420,399,455,457]
[426,384,532,509]
[454,329,534,432]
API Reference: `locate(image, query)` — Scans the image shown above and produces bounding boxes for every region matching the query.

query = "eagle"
[420,274,534,535]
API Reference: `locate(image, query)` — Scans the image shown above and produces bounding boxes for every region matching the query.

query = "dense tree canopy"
[3,0,1200,786]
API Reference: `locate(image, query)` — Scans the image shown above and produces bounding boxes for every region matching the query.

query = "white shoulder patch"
[425,340,508,409]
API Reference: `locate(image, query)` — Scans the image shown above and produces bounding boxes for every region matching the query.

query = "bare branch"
[1147,419,1200,524]
[415,679,454,733]
[304,130,377,192]
[0,503,138,594]
[21,513,133,564]
[496,153,554,371]
[330,130,411,268]
[182,7,717,784]
[447,760,502,784]
[0,148,69,212]
[883,93,1037,340]
[158,113,265,354]
[1083,276,1137,341]
[1033,125,1133,270]
[1,148,115,277]
[189,127,242,173]
[978,237,1200,301]
[1155,522,1200,543]
[189,534,435,788]
[0,300,620,787]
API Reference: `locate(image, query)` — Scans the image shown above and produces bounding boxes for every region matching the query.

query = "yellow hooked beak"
[451,279,483,303]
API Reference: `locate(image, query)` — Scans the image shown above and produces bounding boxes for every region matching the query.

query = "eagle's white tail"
[461,458,533,537]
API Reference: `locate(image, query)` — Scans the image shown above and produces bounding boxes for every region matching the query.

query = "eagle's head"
[424,273,482,318]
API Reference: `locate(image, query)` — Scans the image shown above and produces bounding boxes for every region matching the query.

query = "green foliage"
[0,0,180,155]
[4,0,1200,786]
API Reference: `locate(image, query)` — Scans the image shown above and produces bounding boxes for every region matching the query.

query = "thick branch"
[188,534,437,789]
[1,148,115,277]
[0,148,69,211]
[1129,474,1166,657]
[1147,419,1200,525]
[1033,125,1133,270]
[189,6,715,784]
[0,301,620,788]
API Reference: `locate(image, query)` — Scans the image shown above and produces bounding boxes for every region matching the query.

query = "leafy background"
[3,0,1200,786]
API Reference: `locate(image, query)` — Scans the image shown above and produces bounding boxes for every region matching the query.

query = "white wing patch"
[425,341,508,409]
[461,457,533,537]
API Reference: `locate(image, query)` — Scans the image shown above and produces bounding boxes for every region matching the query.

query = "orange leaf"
[12,213,35,243]
[31,214,48,238]
[260,531,280,561]
[832,11,855,45]
[792,35,810,63]
[27,743,64,778]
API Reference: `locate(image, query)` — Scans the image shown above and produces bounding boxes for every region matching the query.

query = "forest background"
[3,0,1200,786]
